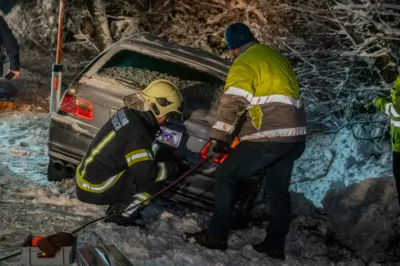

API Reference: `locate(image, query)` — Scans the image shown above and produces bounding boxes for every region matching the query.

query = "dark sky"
[0,0,13,14]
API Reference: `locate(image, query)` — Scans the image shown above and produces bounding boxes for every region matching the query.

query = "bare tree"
[5,0,400,151]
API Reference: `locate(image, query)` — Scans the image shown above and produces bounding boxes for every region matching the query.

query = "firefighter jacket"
[0,16,19,71]
[210,42,307,144]
[375,76,400,152]
[75,107,177,205]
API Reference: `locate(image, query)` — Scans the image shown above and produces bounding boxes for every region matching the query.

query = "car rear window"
[96,49,224,115]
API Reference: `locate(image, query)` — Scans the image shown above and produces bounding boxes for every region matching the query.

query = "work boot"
[182,231,228,251]
[252,243,285,260]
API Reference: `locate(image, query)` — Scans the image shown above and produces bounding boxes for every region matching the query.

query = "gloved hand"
[207,139,231,158]
[5,70,19,80]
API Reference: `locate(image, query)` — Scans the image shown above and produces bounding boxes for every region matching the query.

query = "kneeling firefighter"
[75,79,189,226]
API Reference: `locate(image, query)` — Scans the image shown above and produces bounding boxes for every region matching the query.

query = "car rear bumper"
[48,114,94,165]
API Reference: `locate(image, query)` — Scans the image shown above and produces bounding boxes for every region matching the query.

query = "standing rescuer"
[374,59,400,207]
[183,23,307,260]
[0,15,20,79]
[75,79,189,226]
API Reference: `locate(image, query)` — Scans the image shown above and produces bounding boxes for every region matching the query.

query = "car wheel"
[47,159,66,182]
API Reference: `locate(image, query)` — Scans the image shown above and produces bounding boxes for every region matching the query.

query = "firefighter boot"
[182,231,228,251]
[104,199,145,227]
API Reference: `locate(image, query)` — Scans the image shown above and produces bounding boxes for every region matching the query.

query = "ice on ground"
[0,112,50,182]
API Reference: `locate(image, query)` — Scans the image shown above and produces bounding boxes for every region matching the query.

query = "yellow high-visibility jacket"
[211,43,307,143]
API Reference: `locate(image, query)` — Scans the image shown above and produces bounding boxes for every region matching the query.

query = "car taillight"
[200,137,240,164]
[76,98,93,120]
[59,89,93,120]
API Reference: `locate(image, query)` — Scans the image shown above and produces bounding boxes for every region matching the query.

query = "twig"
[160,249,177,266]
[291,151,335,185]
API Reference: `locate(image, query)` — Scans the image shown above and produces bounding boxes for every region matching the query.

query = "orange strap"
[31,236,44,247]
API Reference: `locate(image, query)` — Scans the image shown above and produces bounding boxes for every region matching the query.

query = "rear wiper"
[114,77,145,91]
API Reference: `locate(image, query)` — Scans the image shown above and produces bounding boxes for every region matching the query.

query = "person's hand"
[207,139,231,158]
[5,70,20,80]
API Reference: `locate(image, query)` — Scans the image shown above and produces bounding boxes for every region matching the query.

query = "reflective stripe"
[392,108,400,118]
[240,127,307,141]
[125,149,153,167]
[224,87,302,108]
[80,130,116,177]
[225,87,253,102]
[122,199,142,217]
[385,103,392,116]
[392,120,400,127]
[251,95,302,108]
[155,162,167,182]
[152,143,161,156]
[134,192,152,205]
[76,167,125,193]
[385,103,400,118]
[212,121,235,133]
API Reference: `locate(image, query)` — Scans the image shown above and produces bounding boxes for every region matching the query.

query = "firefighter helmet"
[124,79,184,119]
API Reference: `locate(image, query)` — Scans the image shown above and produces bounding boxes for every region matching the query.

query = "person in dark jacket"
[75,79,187,226]
[183,23,307,260]
[0,16,20,79]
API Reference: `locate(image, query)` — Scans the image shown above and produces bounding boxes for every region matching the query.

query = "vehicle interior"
[93,49,225,118]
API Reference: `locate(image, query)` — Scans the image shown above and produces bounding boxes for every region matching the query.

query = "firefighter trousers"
[76,166,166,206]
[209,140,305,252]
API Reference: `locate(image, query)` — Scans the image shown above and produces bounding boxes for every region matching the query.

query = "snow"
[0,112,50,182]
[0,110,394,265]
[290,129,392,207]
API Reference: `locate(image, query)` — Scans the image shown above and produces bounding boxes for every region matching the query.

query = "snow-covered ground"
[290,126,392,208]
[0,110,395,265]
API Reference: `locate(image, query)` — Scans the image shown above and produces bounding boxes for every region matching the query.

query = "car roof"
[115,32,231,79]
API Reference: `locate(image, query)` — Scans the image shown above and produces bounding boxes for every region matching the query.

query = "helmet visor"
[123,91,150,112]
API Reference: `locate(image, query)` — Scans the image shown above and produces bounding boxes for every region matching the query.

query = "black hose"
[0,251,21,261]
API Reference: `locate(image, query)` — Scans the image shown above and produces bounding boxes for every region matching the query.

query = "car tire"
[47,159,66,182]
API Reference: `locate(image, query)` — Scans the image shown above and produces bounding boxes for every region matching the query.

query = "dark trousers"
[393,151,400,206]
[209,140,305,252]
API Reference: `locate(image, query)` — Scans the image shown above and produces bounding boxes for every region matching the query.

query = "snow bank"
[291,129,392,207]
